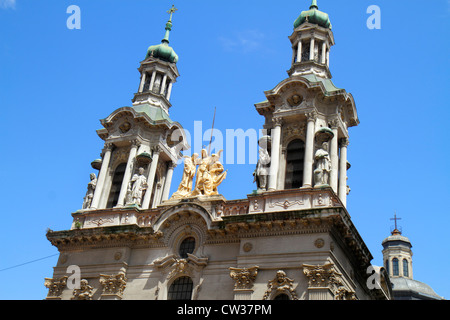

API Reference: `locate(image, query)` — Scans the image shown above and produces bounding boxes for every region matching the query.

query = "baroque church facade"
[45,2,392,300]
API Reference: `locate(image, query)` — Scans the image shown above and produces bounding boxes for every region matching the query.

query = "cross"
[167,5,178,21]
[390,212,401,230]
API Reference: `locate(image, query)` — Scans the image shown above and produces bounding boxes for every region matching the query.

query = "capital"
[104,142,114,151]
[305,111,317,122]
[339,138,349,148]
[152,145,162,154]
[168,162,177,169]
[273,117,283,127]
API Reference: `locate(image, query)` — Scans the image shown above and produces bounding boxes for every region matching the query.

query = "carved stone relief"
[263,270,298,300]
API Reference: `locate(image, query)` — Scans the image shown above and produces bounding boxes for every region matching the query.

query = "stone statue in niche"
[253,147,271,192]
[126,167,148,206]
[314,142,331,187]
[82,173,97,209]
[287,94,303,107]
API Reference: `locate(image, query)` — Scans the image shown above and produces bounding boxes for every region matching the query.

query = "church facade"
[45,2,391,300]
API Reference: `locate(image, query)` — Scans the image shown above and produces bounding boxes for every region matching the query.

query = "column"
[160,74,167,95]
[310,38,315,61]
[338,138,349,207]
[302,113,316,188]
[268,118,282,191]
[326,49,330,67]
[142,146,161,209]
[166,82,173,100]
[297,40,302,63]
[116,140,139,207]
[149,70,156,92]
[90,143,113,209]
[329,122,339,193]
[117,140,139,207]
[161,162,176,201]
[138,72,146,92]
[321,42,327,64]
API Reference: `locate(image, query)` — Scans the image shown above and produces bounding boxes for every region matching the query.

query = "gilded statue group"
[170,149,227,200]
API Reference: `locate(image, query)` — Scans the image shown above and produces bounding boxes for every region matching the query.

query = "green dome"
[145,11,179,64]
[294,0,332,29]
[145,41,178,63]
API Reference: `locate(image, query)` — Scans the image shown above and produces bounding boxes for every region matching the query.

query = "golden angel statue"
[170,153,199,200]
[170,149,227,199]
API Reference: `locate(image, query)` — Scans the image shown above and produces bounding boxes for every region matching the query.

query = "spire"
[162,5,178,44]
[310,0,318,10]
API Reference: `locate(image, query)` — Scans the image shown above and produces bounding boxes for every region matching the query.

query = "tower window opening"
[392,258,399,276]
[106,163,127,208]
[168,276,193,300]
[143,73,151,92]
[274,293,290,300]
[285,139,305,189]
[403,259,409,277]
[302,42,310,61]
[179,237,196,258]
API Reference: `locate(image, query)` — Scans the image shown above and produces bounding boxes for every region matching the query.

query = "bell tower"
[254,0,359,207]
[132,5,179,111]
[81,6,188,213]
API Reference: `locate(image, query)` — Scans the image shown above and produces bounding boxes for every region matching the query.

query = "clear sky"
[0,0,449,300]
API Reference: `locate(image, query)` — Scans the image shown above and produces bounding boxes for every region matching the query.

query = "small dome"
[145,12,179,64]
[390,278,444,300]
[136,152,152,166]
[91,159,102,170]
[294,0,332,29]
[145,41,178,64]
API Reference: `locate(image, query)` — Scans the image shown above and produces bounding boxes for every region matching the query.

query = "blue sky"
[0,0,449,300]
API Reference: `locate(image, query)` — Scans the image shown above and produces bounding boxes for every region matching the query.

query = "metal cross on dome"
[390,212,402,232]
[167,5,178,21]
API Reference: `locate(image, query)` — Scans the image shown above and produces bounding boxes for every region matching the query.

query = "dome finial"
[162,5,178,44]
[390,212,402,235]
[310,0,319,10]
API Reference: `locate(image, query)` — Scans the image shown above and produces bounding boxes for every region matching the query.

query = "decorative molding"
[282,122,306,145]
[268,198,304,210]
[263,270,298,300]
[153,253,208,280]
[229,266,259,290]
[87,217,115,227]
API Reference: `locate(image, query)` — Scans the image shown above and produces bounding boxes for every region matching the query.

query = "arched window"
[274,293,290,300]
[179,237,196,258]
[285,139,305,189]
[385,259,389,275]
[168,276,193,300]
[403,259,409,277]
[106,163,127,208]
[392,258,399,276]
